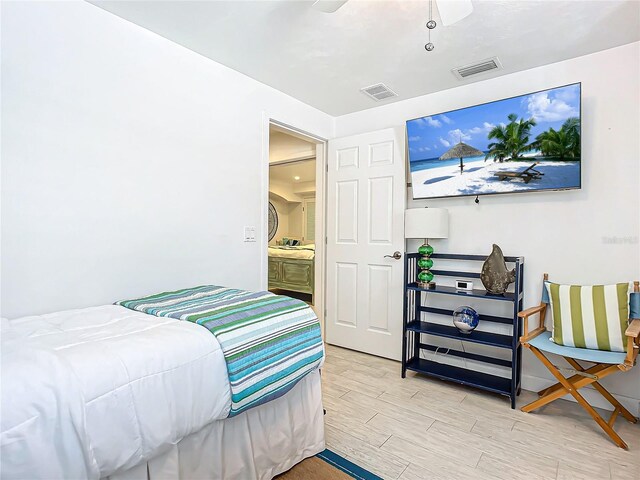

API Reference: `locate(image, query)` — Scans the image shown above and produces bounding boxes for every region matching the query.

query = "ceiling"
[270,159,316,184]
[91,0,640,116]
[269,128,316,163]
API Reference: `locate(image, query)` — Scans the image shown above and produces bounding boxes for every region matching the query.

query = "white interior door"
[325,128,406,360]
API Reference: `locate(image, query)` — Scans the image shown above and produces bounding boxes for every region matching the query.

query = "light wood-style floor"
[321,344,640,480]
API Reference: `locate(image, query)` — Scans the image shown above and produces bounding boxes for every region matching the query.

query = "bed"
[268,244,315,299]
[1,287,325,480]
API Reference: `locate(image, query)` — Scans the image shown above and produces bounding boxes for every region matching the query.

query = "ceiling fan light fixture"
[437,0,474,26]
[425,0,436,52]
[424,0,474,52]
[311,0,348,13]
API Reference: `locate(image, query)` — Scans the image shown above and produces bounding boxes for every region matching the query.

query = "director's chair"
[519,274,640,449]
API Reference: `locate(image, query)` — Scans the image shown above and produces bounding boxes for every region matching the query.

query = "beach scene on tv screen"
[407,83,581,199]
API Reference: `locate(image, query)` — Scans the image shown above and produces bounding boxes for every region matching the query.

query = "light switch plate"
[244,226,256,242]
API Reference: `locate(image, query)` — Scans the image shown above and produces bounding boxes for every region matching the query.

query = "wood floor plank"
[340,390,449,430]
[472,418,636,475]
[321,344,640,480]
[322,370,386,398]
[609,461,640,480]
[412,389,516,431]
[511,420,639,466]
[322,392,377,424]
[368,415,489,473]
[324,347,393,377]
[615,421,640,452]
[429,420,559,477]
[380,435,494,480]
[339,369,421,399]
[320,377,350,399]
[403,370,485,398]
[324,424,409,479]
[397,463,434,480]
[556,460,611,480]
[408,382,468,404]
[476,454,556,480]
[366,413,435,443]
[324,409,391,448]
[319,359,350,375]
[460,388,583,430]
[384,424,484,469]
[325,344,400,373]
[377,391,478,432]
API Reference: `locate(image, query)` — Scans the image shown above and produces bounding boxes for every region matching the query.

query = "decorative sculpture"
[452,306,479,334]
[480,244,515,295]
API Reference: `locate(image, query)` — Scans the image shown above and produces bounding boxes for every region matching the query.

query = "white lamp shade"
[404,208,449,239]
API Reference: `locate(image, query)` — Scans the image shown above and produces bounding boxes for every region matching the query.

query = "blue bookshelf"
[402,252,524,409]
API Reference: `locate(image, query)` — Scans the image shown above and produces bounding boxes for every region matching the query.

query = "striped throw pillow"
[546,282,630,352]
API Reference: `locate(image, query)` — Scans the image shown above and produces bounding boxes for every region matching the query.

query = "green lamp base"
[417,242,435,288]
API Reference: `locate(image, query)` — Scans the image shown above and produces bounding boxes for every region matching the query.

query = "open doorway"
[267,125,319,307]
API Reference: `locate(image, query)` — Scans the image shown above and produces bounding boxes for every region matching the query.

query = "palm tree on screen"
[534,117,581,159]
[485,113,537,162]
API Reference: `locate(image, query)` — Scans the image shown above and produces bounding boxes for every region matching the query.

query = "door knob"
[384,251,402,260]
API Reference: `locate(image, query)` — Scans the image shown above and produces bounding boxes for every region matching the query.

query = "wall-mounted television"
[407,83,581,200]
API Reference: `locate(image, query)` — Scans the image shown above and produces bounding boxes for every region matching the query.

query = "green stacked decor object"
[418,269,434,284]
[417,257,433,269]
[417,242,436,287]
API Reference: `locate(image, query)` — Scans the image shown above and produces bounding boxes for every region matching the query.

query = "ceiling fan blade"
[436,0,473,26]
[311,0,349,13]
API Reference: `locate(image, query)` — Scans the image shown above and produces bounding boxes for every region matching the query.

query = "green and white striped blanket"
[117,285,324,416]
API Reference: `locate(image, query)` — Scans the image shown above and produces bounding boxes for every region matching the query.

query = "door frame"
[261,116,328,335]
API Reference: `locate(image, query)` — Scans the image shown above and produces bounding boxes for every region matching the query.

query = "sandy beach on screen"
[411,160,581,198]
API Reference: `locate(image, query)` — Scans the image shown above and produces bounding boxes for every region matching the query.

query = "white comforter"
[1,305,230,479]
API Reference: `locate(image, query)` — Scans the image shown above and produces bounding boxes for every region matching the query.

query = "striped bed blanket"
[116,285,324,416]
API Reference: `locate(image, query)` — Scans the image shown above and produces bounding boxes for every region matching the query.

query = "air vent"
[452,57,502,80]
[361,83,397,101]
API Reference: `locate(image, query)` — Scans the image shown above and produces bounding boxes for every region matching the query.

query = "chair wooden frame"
[519,274,640,449]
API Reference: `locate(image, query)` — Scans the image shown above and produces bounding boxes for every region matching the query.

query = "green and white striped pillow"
[546,282,630,352]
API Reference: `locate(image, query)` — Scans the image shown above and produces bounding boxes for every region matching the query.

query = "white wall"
[288,203,304,241]
[0,1,333,318]
[336,42,640,413]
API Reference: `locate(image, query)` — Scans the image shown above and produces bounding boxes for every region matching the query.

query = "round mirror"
[268,202,278,241]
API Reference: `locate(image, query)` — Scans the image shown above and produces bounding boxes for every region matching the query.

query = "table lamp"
[405,208,449,288]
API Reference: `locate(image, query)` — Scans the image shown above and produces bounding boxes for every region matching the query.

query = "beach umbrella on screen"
[439,142,484,174]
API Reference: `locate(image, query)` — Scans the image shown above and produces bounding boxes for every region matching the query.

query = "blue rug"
[316,449,383,480]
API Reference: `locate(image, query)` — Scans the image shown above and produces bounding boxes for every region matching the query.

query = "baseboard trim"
[521,374,640,417]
